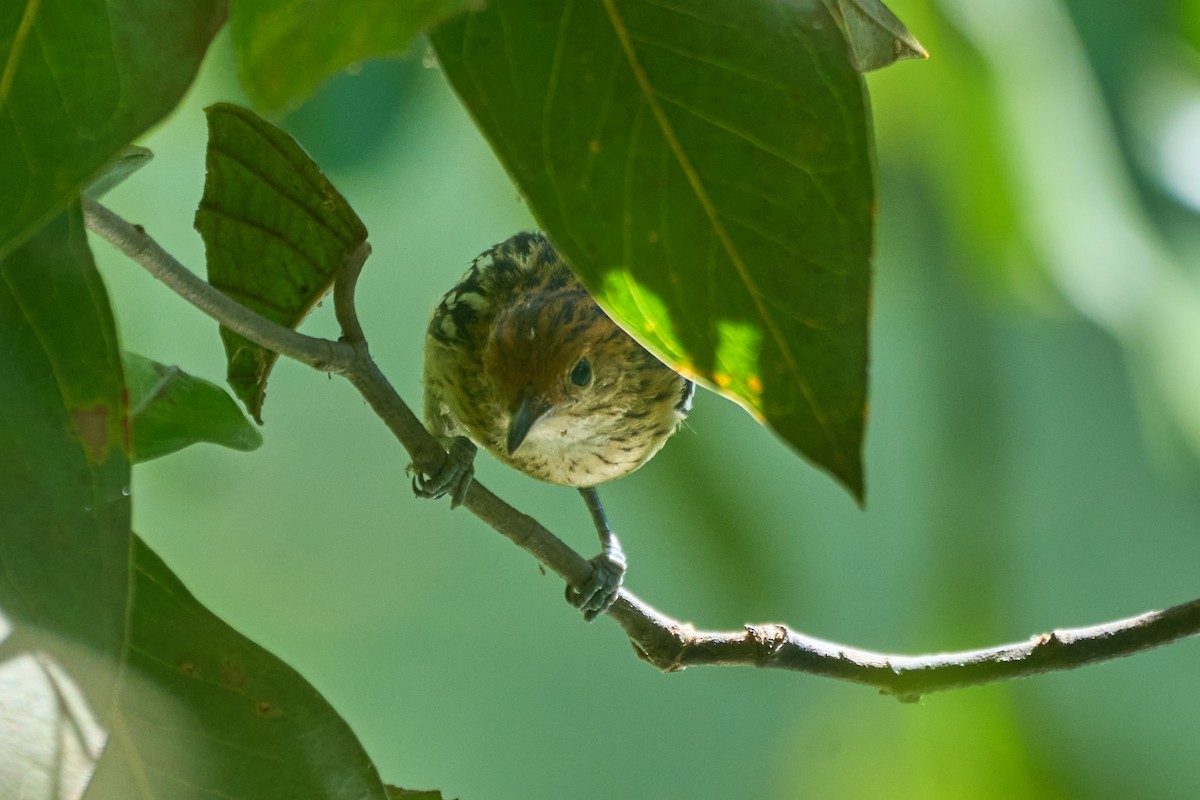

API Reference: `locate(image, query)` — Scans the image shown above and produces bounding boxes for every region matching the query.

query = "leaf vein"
[628,31,780,89]
[207,144,359,246]
[719,209,846,281]
[636,0,740,32]
[541,0,573,242]
[0,0,42,106]
[197,204,326,277]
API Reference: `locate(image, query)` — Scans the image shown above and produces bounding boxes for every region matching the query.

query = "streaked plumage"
[416,232,694,621]
[422,232,692,488]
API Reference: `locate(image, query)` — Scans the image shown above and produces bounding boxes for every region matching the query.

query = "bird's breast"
[497,408,679,487]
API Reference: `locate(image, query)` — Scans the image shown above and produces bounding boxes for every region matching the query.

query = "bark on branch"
[85,199,1200,701]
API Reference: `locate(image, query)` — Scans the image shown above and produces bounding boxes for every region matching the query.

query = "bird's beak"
[507,391,551,455]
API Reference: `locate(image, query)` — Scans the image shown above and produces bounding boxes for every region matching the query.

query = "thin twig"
[85,199,1200,701]
[82,197,352,373]
[333,240,372,344]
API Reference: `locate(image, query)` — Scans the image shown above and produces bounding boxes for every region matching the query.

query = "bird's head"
[483,289,622,455]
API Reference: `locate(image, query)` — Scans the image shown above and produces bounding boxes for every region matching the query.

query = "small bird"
[414,232,694,620]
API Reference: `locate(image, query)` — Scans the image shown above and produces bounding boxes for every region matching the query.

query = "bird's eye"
[570,357,592,387]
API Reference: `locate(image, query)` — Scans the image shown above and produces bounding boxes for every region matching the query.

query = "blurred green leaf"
[124,351,263,462]
[0,201,130,720]
[195,103,369,422]
[867,7,1047,303]
[231,0,471,115]
[86,538,390,799]
[783,691,1075,799]
[0,0,225,259]
[432,0,875,498]
[1185,4,1200,53]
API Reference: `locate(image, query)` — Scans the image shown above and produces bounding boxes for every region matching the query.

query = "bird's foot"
[566,543,626,622]
[410,436,477,508]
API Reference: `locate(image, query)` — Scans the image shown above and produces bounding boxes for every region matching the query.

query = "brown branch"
[86,200,1200,701]
[618,596,1200,699]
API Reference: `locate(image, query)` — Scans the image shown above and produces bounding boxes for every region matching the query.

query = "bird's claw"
[566,544,627,622]
[410,437,477,509]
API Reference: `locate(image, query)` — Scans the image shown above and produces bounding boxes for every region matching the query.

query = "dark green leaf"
[124,351,263,462]
[195,103,369,422]
[85,538,389,800]
[386,788,452,800]
[231,0,471,114]
[432,0,877,498]
[0,0,225,259]
[0,201,130,718]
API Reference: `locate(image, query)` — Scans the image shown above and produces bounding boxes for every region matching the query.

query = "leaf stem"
[333,240,371,344]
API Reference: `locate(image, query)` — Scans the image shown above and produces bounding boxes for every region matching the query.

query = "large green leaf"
[124,351,263,463]
[85,539,390,800]
[195,103,369,422]
[231,0,471,114]
[0,0,225,259]
[0,205,388,798]
[431,0,877,498]
[0,202,130,725]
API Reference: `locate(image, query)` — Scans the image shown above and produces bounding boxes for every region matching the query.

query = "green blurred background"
[93,1,1200,797]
